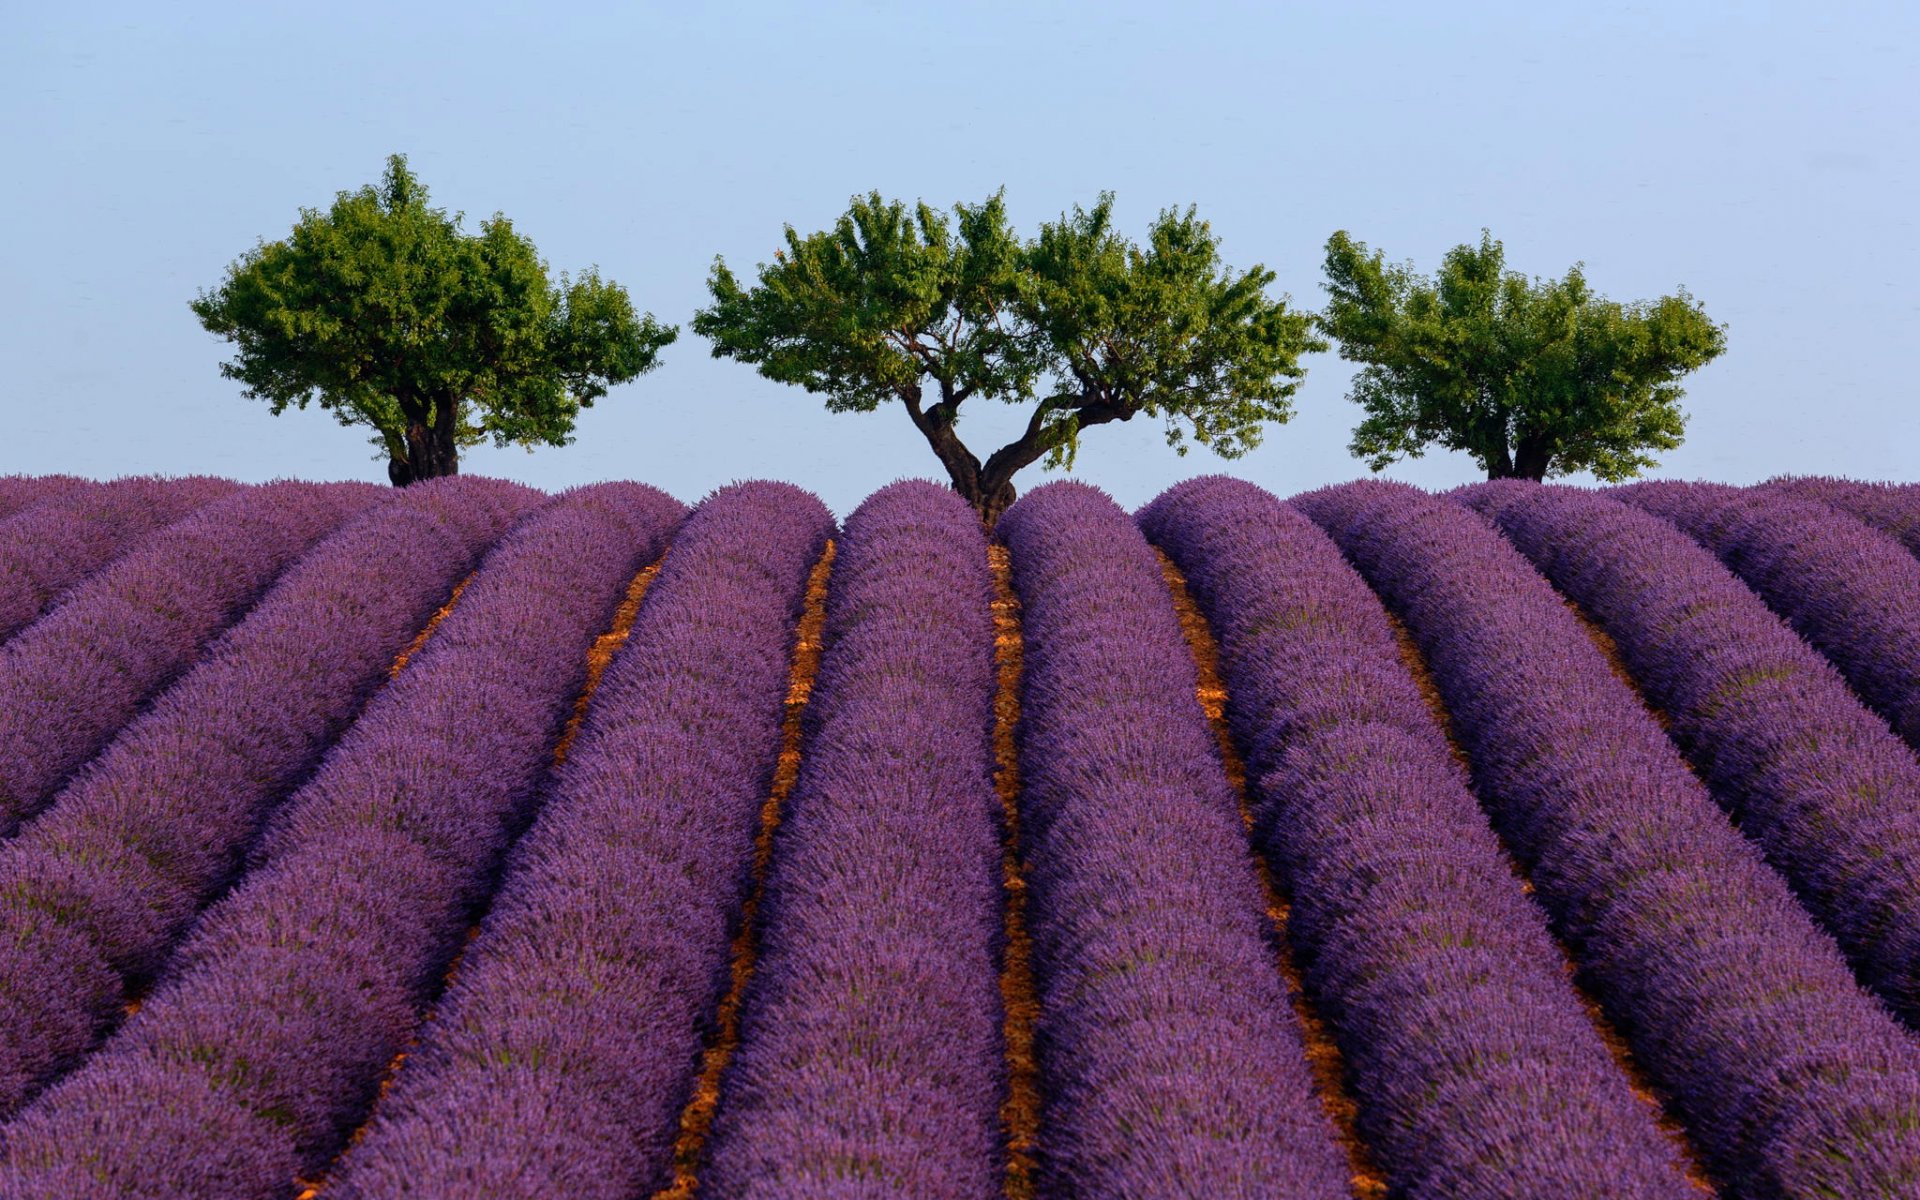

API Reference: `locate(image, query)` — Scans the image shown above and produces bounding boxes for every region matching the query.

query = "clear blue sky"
[3,1,1914,513]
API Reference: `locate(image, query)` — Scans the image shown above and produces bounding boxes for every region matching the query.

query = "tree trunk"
[390,401,461,487]
[1511,434,1553,482]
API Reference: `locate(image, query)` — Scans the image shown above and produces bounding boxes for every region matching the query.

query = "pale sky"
[3,1,1914,513]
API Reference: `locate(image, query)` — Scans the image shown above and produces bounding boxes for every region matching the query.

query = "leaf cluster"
[692,191,1324,472]
[1321,230,1726,481]
[191,155,676,461]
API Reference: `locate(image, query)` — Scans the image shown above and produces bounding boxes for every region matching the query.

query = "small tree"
[693,191,1323,522]
[193,155,677,485]
[1320,230,1726,481]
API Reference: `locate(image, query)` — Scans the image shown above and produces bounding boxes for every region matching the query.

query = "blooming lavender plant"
[0,483,682,1198]
[998,481,1349,1200]
[318,481,834,1200]
[1460,480,1920,1026]
[1764,476,1920,560]
[1140,475,1694,1199]
[699,480,1005,1200]
[0,476,86,523]
[1296,479,1920,1199]
[0,481,385,835]
[1618,481,1920,752]
[0,475,238,642]
[0,475,536,1123]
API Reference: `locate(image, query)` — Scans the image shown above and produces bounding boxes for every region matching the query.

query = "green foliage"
[192,155,676,480]
[1320,230,1727,482]
[693,190,1322,517]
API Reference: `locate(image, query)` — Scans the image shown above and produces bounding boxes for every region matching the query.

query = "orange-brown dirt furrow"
[1384,611,1718,1196]
[650,541,835,1200]
[291,556,670,1200]
[987,544,1042,1200]
[1153,550,1388,1200]
[385,571,474,679]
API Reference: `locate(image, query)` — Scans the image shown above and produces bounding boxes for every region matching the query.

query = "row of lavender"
[1140,478,1694,1196]
[0,477,536,1123]
[1295,480,1920,1198]
[0,472,1917,1197]
[0,481,680,1196]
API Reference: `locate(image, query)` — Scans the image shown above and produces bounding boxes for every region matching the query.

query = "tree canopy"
[692,191,1324,521]
[192,154,676,485]
[1320,230,1727,482]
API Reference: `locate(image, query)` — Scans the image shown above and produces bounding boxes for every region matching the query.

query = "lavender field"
[0,472,1918,1200]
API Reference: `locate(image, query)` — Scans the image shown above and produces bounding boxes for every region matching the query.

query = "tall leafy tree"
[693,191,1322,522]
[193,155,676,485]
[1320,230,1726,481]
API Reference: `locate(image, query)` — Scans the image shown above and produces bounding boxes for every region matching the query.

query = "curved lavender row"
[1765,476,1920,560]
[0,476,86,523]
[1460,480,1920,1024]
[998,481,1348,1200]
[1139,476,1692,1199]
[324,482,834,1200]
[0,475,239,642]
[0,475,537,1122]
[0,484,684,1197]
[701,481,1004,1200]
[1617,481,1920,751]
[0,482,387,835]
[1295,479,1920,1199]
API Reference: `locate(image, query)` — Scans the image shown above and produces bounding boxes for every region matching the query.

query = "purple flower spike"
[1141,475,1693,1199]
[700,480,1005,1200]
[1764,476,1920,561]
[1617,480,1920,753]
[0,481,385,835]
[0,475,238,643]
[0,483,683,1198]
[997,480,1349,1200]
[321,481,833,1200]
[1295,479,1920,1199]
[1459,480,1920,1027]
[0,475,87,524]
[0,475,538,1122]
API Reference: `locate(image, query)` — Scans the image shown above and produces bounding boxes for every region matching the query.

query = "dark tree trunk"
[1511,434,1553,482]
[389,400,461,487]
[1484,436,1553,481]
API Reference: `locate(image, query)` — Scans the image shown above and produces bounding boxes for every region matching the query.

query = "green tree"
[1320,230,1727,481]
[693,191,1323,522]
[192,154,676,485]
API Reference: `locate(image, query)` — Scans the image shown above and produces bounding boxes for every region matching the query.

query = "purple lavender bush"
[1140,475,1693,1199]
[0,481,385,834]
[0,475,238,642]
[0,475,536,1122]
[998,481,1348,1200]
[1618,481,1920,752]
[0,476,86,523]
[1461,480,1920,1025]
[1764,476,1920,560]
[316,481,833,1200]
[699,480,1005,1200]
[1295,479,1920,1199]
[0,483,682,1197]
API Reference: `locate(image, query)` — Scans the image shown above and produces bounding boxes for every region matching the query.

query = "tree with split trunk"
[1320,230,1726,483]
[693,191,1323,523]
[192,154,676,485]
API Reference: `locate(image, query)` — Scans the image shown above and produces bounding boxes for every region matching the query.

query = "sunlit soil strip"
[1153,550,1388,1200]
[385,572,474,679]
[290,555,668,1200]
[986,544,1042,1200]
[651,541,835,1200]
[1384,612,1718,1197]
[125,572,483,1033]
